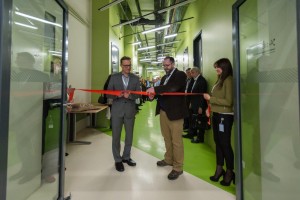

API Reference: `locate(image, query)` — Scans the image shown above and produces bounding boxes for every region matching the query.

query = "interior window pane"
[239,0,300,200]
[7,0,63,199]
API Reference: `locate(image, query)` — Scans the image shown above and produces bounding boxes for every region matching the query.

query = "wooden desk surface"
[68,103,108,114]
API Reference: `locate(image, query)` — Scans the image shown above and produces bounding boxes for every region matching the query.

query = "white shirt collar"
[193,74,200,81]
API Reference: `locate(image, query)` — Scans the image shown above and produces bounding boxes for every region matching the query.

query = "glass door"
[6,0,67,199]
[234,0,300,199]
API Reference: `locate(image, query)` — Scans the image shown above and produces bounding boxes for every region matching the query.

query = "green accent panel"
[44,108,66,153]
[123,26,134,58]
[91,0,110,103]
[92,0,125,127]
[98,101,235,194]
[44,109,60,152]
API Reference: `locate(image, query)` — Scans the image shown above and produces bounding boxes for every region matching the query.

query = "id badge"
[219,123,224,132]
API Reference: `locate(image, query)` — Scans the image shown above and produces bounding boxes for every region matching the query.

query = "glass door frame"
[0,0,13,199]
[232,0,300,200]
[0,0,69,199]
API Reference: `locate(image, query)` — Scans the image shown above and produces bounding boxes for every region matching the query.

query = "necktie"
[185,79,191,92]
[191,79,196,91]
[122,75,129,89]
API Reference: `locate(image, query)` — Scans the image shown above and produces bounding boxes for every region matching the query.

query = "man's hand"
[123,91,130,98]
[146,87,155,100]
[118,91,124,97]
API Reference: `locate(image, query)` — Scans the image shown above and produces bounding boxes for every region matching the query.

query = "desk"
[67,104,108,144]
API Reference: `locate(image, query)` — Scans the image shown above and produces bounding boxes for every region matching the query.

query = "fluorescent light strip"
[51,53,62,57]
[140,58,152,61]
[164,33,178,39]
[157,41,180,47]
[116,18,140,27]
[15,11,62,27]
[137,46,156,51]
[98,0,125,11]
[14,22,38,29]
[49,50,62,54]
[151,61,161,64]
[141,50,159,54]
[132,41,141,45]
[142,25,170,34]
[157,0,195,14]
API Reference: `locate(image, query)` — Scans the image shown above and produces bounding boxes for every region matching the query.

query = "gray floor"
[64,128,235,200]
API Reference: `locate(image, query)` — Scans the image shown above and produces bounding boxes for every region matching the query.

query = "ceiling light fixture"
[140,58,152,62]
[132,41,141,45]
[15,11,62,27]
[141,50,159,54]
[142,25,170,35]
[164,33,178,39]
[112,0,195,28]
[137,46,156,51]
[157,41,180,47]
[98,0,125,11]
[49,50,62,54]
[119,18,192,39]
[151,61,161,64]
[14,22,38,29]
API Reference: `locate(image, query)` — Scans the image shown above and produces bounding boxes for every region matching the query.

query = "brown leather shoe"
[157,160,172,167]
[167,170,183,180]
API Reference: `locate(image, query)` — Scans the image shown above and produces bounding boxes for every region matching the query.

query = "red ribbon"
[67,88,211,127]
[206,100,211,126]
[67,88,205,103]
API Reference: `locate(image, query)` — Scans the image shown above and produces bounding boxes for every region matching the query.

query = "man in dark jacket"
[184,67,208,143]
[183,68,194,131]
[147,56,188,180]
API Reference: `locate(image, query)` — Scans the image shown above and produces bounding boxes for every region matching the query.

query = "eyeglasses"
[122,64,131,67]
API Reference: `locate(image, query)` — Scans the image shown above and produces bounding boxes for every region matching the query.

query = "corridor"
[64,102,235,200]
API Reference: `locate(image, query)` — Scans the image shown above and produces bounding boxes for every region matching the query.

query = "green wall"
[92,0,110,103]
[92,0,125,127]
[176,0,235,149]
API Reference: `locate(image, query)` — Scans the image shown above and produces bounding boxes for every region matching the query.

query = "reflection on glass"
[239,0,300,200]
[7,0,63,199]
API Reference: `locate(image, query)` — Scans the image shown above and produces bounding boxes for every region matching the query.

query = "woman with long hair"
[204,58,234,186]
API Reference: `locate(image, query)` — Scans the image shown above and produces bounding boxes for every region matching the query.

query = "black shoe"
[115,162,124,172]
[157,160,172,167]
[210,166,225,182]
[220,170,235,186]
[167,170,183,180]
[122,158,136,166]
[191,138,204,143]
[182,133,193,139]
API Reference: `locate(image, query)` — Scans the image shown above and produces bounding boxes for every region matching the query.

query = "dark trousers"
[212,112,234,170]
[189,113,206,140]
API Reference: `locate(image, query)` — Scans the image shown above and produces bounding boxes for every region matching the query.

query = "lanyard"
[163,68,175,85]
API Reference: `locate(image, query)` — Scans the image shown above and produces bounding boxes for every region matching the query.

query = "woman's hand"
[198,107,203,114]
[203,93,211,100]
